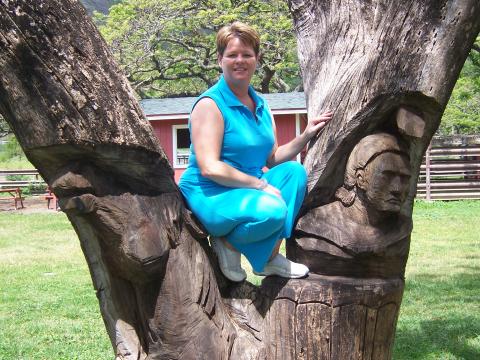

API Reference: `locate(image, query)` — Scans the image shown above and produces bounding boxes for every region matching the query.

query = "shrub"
[23,183,47,195]
[5,174,29,181]
[0,136,24,161]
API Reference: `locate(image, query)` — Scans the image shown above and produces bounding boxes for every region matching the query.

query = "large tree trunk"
[286,1,480,358]
[0,1,478,359]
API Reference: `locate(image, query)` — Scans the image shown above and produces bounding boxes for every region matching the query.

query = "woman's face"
[218,37,258,86]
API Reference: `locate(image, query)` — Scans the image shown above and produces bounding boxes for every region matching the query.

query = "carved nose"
[391,188,401,198]
[390,177,403,196]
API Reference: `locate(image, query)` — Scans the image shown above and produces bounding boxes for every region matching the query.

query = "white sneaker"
[254,254,309,279]
[210,237,247,282]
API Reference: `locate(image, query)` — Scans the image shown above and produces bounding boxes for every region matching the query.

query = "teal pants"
[181,161,307,272]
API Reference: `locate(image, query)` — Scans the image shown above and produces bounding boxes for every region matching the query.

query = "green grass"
[0,213,112,360]
[393,200,480,360]
[0,201,479,359]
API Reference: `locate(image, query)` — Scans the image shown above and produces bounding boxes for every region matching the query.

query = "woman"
[179,22,332,282]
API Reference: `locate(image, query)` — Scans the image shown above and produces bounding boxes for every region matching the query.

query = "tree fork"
[1,0,479,359]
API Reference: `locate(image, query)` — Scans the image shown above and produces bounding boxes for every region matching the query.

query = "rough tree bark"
[0,1,478,359]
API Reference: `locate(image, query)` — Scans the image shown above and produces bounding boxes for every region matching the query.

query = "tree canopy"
[440,35,480,135]
[1,1,478,137]
[95,0,300,98]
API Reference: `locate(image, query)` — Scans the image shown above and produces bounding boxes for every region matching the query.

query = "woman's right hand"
[262,184,283,199]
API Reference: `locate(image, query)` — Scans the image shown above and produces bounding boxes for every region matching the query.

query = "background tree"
[440,35,480,135]
[95,0,300,97]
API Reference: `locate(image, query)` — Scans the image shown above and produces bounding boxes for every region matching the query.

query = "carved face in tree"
[356,152,411,213]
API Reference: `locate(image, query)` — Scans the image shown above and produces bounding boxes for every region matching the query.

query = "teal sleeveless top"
[179,75,275,187]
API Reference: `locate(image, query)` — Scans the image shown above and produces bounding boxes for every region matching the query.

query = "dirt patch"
[0,194,60,214]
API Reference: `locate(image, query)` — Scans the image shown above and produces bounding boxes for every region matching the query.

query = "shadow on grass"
[394,271,480,359]
[394,315,480,359]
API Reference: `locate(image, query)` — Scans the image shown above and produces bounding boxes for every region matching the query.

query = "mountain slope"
[80,0,116,14]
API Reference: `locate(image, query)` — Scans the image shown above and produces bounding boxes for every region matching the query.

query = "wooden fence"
[0,169,44,189]
[2,136,480,201]
[416,135,480,200]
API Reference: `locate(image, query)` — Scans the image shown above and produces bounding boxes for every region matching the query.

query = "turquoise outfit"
[179,76,307,272]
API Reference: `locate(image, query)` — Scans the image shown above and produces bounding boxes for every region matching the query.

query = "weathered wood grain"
[288,0,480,211]
[295,303,331,360]
[1,0,479,359]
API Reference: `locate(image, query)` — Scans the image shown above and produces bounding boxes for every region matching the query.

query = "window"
[172,125,191,168]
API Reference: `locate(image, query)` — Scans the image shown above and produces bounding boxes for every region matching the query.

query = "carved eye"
[381,170,396,179]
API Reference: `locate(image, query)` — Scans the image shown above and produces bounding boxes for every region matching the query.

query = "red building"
[141,92,307,182]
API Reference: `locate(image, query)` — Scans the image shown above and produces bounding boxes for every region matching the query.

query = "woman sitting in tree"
[179,22,332,281]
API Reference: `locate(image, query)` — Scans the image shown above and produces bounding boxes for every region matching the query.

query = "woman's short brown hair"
[216,22,260,56]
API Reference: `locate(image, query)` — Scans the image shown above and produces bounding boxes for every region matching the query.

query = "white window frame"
[295,114,301,162]
[172,124,190,169]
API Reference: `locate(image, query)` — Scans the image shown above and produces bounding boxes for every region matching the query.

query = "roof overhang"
[146,108,307,121]
[147,114,189,121]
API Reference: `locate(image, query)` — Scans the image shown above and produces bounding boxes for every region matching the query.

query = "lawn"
[393,200,480,360]
[0,213,112,359]
[0,201,479,359]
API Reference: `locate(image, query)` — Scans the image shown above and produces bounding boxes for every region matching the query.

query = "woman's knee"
[282,161,307,188]
[291,160,307,176]
[255,194,288,230]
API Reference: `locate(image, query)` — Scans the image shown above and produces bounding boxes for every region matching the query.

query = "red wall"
[274,113,308,161]
[149,113,306,182]
[150,119,187,182]
[275,114,297,145]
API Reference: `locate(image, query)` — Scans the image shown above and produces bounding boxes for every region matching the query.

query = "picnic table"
[0,187,24,210]
[44,188,59,210]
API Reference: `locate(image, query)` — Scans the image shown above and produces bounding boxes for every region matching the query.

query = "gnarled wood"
[1,0,479,359]
[287,0,480,358]
[289,0,480,211]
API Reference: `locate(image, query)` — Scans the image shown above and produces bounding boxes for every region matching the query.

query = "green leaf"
[96,0,300,97]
